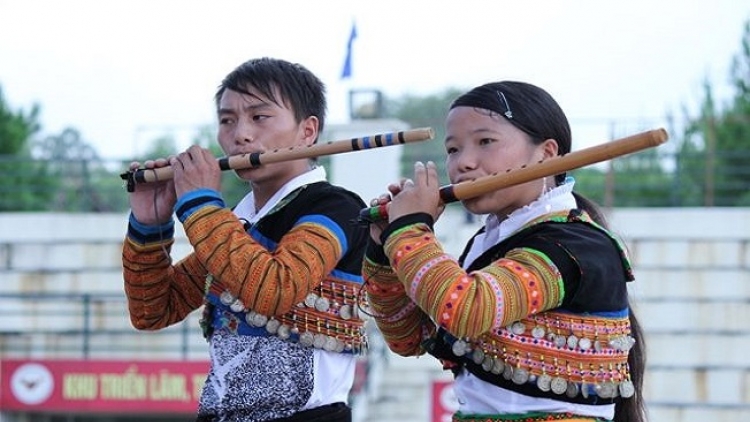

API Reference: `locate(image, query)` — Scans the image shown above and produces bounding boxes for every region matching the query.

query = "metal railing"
[0,292,205,360]
[2,151,750,211]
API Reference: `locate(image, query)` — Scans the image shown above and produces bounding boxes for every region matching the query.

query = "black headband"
[451,84,542,140]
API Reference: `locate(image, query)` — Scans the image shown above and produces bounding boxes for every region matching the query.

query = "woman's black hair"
[574,191,648,422]
[450,81,571,185]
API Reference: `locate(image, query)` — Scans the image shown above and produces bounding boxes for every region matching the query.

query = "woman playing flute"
[364,81,647,422]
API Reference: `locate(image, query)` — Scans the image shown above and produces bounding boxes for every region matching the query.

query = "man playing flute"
[122,57,368,422]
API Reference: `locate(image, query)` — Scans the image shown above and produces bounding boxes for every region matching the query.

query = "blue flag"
[340,21,357,79]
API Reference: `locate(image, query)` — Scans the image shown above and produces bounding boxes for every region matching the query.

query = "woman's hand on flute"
[387,161,444,224]
[367,194,392,245]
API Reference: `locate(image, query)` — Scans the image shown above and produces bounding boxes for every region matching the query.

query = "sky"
[0,0,748,160]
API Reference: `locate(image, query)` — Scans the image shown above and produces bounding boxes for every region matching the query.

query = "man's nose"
[234,120,255,144]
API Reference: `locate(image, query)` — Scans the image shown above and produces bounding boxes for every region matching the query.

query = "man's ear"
[300,116,319,146]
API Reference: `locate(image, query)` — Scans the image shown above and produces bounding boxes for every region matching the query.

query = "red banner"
[431,379,458,422]
[0,359,209,413]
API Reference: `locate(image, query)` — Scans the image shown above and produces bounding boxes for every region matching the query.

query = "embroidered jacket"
[364,209,636,406]
[123,181,368,419]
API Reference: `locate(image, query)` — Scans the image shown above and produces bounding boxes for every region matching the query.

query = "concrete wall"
[1,208,749,421]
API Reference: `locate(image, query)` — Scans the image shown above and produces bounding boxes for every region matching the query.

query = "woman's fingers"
[413,161,437,187]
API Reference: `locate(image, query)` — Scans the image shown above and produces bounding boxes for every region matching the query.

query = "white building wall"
[1,208,749,421]
[325,119,411,204]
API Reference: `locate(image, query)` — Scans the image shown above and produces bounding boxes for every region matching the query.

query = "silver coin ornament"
[304,293,318,308]
[230,299,245,313]
[512,368,529,385]
[277,324,291,340]
[252,313,268,327]
[619,380,636,398]
[339,304,352,320]
[244,311,257,326]
[554,335,567,348]
[313,333,327,349]
[566,335,579,349]
[565,382,580,398]
[531,326,546,339]
[596,382,617,399]
[299,331,315,347]
[472,349,485,365]
[550,377,567,395]
[502,365,513,380]
[452,340,468,356]
[314,297,330,312]
[265,319,280,334]
[578,337,592,351]
[491,359,505,375]
[536,373,552,392]
[324,337,339,352]
[220,290,235,305]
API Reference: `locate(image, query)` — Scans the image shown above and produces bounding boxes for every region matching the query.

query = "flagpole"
[340,19,357,121]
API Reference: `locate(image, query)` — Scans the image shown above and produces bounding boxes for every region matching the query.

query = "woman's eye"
[479,137,495,145]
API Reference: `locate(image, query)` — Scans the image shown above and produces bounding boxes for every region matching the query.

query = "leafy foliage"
[0,86,53,211]
[385,88,463,186]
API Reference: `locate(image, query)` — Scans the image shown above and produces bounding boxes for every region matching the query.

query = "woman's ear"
[540,138,559,160]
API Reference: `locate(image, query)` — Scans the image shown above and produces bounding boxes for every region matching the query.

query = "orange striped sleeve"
[364,257,434,356]
[183,205,346,317]
[122,236,208,330]
[384,223,564,339]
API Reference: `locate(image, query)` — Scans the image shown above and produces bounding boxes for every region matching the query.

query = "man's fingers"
[170,156,184,170]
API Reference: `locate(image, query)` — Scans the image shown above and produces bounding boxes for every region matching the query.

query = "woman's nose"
[456,149,479,172]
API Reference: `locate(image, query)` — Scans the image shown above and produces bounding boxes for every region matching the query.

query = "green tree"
[385,88,464,185]
[0,86,54,211]
[0,86,39,155]
[678,20,750,206]
[138,134,179,161]
[32,128,118,211]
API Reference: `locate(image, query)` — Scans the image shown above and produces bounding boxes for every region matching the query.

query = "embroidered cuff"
[381,212,434,244]
[127,212,174,244]
[175,188,225,223]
